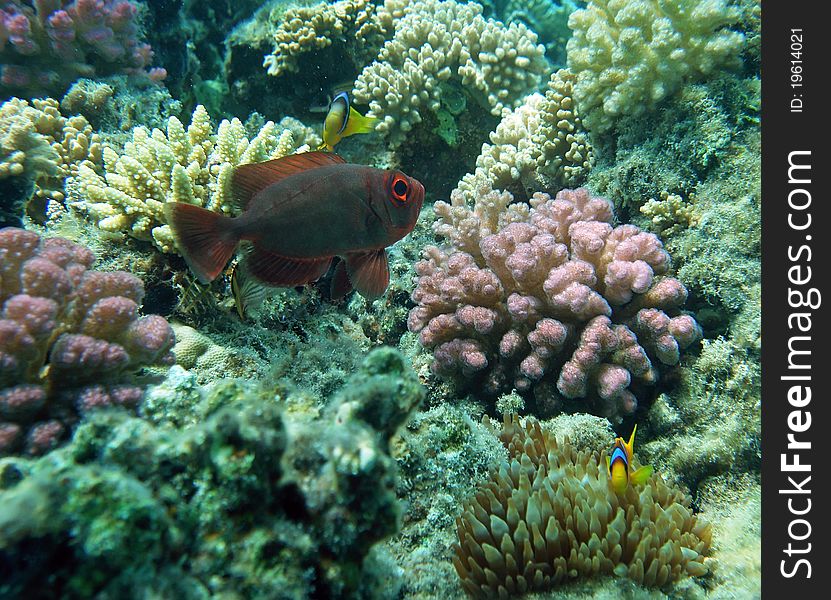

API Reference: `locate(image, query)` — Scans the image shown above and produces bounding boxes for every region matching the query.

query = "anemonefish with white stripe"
[607,424,654,495]
[318,91,377,151]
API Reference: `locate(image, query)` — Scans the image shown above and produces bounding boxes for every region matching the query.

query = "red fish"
[163,152,424,299]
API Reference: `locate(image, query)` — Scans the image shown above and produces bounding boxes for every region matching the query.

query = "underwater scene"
[0,0,761,598]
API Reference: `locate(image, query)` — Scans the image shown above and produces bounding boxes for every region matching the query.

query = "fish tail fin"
[343,107,378,136]
[164,202,238,283]
[631,465,654,486]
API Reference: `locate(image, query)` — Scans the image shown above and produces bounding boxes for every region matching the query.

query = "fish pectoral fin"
[630,465,654,485]
[330,259,353,300]
[345,249,389,300]
[232,152,346,210]
[245,245,332,287]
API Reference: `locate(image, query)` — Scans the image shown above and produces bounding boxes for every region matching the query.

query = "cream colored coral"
[170,322,233,372]
[60,80,115,116]
[456,69,594,204]
[533,69,594,187]
[353,0,548,146]
[567,0,745,132]
[263,0,392,76]
[640,191,700,236]
[70,107,318,253]
[0,97,101,203]
[475,94,546,193]
[1,98,58,180]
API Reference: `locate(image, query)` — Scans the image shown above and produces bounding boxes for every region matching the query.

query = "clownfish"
[318,91,377,151]
[607,424,653,495]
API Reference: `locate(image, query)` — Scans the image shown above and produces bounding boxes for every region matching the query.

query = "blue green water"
[0,1,761,598]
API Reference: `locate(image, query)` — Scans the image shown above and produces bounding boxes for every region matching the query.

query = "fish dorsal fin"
[232,152,347,210]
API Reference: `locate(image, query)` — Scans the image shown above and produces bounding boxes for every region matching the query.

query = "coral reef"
[464,68,594,199]
[353,0,549,147]
[587,74,761,352]
[263,0,393,78]
[0,347,423,598]
[409,187,701,420]
[454,414,712,597]
[0,227,174,455]
[494,0,578,66]
[224,0,396,119]
[0,96,102,224]
[0,0,165,98]
[68,104,319,253]
[567,0,745,132]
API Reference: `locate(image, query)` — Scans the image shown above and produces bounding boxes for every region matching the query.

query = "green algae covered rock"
[0,347,423,600]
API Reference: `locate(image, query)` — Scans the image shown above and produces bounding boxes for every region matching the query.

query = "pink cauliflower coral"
[1,0,165,97]
[408,188,701,421]
[0,227,174,455]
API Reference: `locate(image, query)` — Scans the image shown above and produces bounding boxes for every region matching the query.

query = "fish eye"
[391,176,409,201]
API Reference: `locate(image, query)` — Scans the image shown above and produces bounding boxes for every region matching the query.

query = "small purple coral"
[0,227,175,455]
[409,188,701,420]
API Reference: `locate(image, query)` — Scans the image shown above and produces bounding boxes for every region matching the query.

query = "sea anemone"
[453,414,711,598]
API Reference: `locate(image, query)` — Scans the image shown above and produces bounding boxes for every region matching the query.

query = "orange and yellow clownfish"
[607,424,653,495]
[318,91,377,152]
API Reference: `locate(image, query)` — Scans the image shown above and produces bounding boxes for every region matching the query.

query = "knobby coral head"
[408,188,701,421]
[0,227,175,456]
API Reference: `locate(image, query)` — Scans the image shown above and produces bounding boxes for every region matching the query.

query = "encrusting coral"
[353,0,549,146]
[0,227,175,456]
[454,414,712,597]
[640,191,700,237]
[409,187,701,420]
[68,105,319,253]
[0,347,423,598]
[567,0,745,132]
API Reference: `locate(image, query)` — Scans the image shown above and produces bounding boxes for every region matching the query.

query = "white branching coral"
[69,106,319,253]
[567,0,745,132]
[353,0,548,146]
